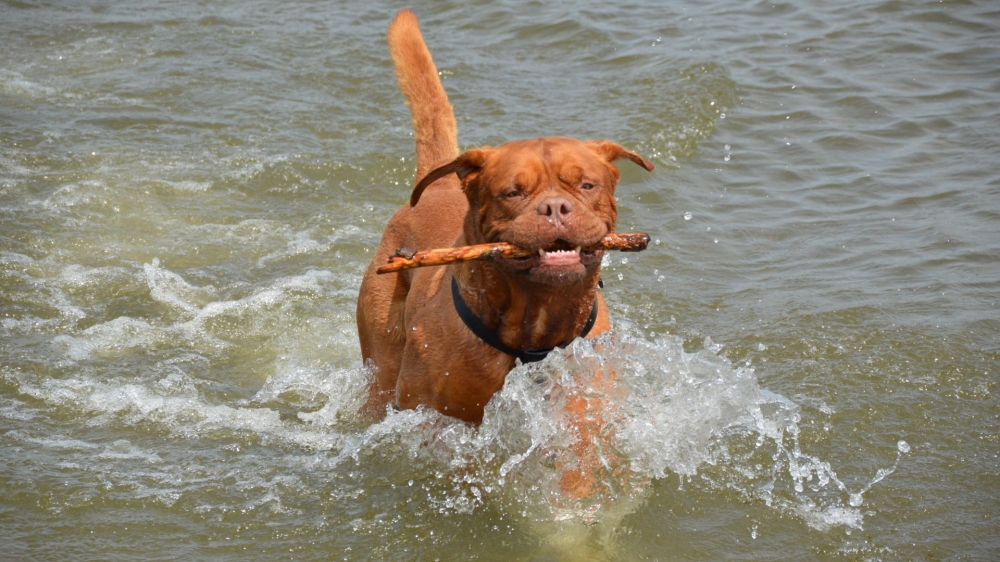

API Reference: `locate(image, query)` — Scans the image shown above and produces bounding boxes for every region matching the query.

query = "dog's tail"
[387,10,459,185]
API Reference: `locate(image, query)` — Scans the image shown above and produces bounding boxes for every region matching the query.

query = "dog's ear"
[410,148,494,207]
[584,140,655,172]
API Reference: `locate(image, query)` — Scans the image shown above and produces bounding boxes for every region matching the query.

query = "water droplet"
[657,275,665,282]
[849,493,863,507]
[897,440,910,453]
[620,257,628,265]
[684,212,693,220]
[724,154,730,162]
[720,112,726,119]
[617,272,624,281]
[724,144,731,151]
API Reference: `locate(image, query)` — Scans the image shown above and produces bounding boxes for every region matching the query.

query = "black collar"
[451,276,598,364]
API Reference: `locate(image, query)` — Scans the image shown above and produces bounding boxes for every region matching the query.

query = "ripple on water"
[3,327,905,532]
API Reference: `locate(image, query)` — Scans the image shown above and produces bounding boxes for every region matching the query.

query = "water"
[2,0,998,559]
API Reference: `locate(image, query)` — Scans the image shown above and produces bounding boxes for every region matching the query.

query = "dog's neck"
[451,261,602,352]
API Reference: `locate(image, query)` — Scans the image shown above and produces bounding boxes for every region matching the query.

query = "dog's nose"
[536,196,574,224]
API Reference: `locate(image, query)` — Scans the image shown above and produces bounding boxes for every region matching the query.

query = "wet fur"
[356,10,653,431]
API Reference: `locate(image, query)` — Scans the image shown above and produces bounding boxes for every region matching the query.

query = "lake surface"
[2,0,998,559]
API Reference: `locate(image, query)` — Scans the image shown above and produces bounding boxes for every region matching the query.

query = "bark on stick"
[376,232,650,274]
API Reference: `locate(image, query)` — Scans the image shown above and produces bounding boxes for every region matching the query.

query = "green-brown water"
[2,0,998,560]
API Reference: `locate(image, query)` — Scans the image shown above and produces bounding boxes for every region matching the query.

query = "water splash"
[322,334,903,530]
[4,264,906,534]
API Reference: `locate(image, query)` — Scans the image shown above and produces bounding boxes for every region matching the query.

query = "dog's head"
[412,137,652,285]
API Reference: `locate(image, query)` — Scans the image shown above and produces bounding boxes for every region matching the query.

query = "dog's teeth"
[575,246,581,253]
[538,249,545,257]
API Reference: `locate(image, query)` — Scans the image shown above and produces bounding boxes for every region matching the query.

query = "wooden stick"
[376,232,650,274]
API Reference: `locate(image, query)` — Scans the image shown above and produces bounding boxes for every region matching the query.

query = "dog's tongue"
[539,249,581,266]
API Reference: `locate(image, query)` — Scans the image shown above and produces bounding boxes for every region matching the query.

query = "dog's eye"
[504,189,522,198]
[581,182,596,190]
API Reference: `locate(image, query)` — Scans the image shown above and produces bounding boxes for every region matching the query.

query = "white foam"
[12,308,904,531]
[257,235,329,267]
[52,260,343,362]
[144,257,216,315]
[11,366,349,452]
[41,181,103,211]
[253,360,370,431]
[161,180,213,192]
[0,251,35,266]
[16,434,101,452]
[0,69,56,99]
[317,334,900,530]
[53,316,168,361]
[0,397,37,422]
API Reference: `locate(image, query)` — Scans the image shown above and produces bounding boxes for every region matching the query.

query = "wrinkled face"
[466,138,621,285]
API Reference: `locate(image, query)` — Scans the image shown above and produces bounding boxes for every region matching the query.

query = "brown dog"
[357,10,653,426]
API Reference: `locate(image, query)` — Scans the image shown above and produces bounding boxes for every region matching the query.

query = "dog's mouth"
[538,247,586,267]
[501,241,602,271]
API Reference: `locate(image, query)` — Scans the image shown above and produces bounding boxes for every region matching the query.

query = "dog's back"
[387,10,458,184]
[358,11,468,415]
